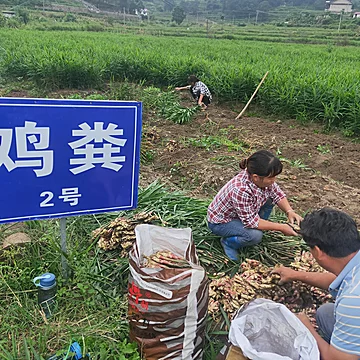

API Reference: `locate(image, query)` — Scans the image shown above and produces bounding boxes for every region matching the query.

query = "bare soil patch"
[141,96,360,223]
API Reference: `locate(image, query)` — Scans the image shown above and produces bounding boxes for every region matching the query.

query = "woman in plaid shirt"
[207,150,302,261]
[175,75,212,109]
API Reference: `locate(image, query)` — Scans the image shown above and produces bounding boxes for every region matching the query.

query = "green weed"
[210,155,239,170]
[279,157,311,170]
[316,144,332,154]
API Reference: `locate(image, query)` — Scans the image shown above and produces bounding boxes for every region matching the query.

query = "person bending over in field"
[207,149,302,261]
[272,208,360,360]
[175,75,212,109]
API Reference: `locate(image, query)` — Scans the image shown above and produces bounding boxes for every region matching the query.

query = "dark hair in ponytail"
[240,150,283,177]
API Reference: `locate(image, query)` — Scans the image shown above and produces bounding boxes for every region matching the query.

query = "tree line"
[1,0,355,20]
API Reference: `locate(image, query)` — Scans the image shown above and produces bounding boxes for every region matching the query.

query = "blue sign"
[0,97,142,223]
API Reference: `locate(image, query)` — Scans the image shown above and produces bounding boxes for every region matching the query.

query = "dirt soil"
[141,94,360,223]
[3,88,360,223]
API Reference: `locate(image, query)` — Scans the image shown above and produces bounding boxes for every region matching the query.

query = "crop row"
[1,29,360,134]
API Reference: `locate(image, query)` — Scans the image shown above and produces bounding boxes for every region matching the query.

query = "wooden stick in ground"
[235,71,269,120]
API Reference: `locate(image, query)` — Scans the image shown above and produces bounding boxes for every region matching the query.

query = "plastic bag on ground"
[128,224,209,360]
[229,298,320,360]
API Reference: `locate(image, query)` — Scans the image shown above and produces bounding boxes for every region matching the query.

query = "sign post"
[0,97,142,277]
[59,217,69,278]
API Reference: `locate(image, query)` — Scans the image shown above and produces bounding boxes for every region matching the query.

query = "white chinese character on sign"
[0,121,53,177]
[68,122,127,175]
[58,187,81,206]
[0,129,16,171]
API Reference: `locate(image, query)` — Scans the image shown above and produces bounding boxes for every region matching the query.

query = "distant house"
[327,0,352,13]
[2,11,16,18]
[353,11,360,17]
[140,8,148,20]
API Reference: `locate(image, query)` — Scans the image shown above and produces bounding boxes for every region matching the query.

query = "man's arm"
[298,313,358,360]
[272,266,336,289]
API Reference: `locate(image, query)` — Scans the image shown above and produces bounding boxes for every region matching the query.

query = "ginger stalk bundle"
[93,212,158,256]
[143,250,191,269]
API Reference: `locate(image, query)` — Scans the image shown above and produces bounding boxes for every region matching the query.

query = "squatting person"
[207,149,302,261]
[273,208,360,360]
[175,75,212,109]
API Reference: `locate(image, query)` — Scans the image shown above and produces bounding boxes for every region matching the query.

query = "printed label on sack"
[131,271,173,299]
[129,281,150,313]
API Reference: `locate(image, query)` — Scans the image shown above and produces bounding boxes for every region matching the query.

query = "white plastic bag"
[229,299,320,360]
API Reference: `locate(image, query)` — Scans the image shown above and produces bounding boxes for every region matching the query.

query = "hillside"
[1,0,354,20]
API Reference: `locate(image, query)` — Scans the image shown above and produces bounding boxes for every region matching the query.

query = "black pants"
[189,88,211,106]
[200,95,211,106]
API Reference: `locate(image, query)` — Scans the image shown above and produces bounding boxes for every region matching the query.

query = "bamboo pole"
[235,71,269,120]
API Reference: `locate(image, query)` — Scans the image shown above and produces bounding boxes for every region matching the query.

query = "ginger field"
[1,28,360,134]
[1,25,360,359]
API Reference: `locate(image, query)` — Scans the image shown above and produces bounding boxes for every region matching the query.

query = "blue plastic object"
[33,273,57,318]
[70,342,82,360]
[46,341,89,360]
[33,273,56,288]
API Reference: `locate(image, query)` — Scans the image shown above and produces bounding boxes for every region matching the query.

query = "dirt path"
[141,98,360,223]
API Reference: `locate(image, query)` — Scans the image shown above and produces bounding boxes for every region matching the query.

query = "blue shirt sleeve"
[331,293,360,355]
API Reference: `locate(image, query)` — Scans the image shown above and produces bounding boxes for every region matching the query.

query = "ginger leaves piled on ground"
[209,252,332,327]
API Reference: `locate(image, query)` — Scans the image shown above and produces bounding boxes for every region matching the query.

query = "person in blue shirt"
[273,208,360,360]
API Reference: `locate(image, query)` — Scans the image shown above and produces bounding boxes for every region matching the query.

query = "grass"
[0,220,138,359]
[0,181,304,359]
[316,144,332,154]
[185,134,247,153]
[15,11,360,45]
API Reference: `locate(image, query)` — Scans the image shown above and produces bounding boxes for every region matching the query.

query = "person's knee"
[208,220,244,238]
[251,230,263,244]
[316,303,335,343]
[316,303,333,324]
[316,306,324,324]
[247,229,263,245]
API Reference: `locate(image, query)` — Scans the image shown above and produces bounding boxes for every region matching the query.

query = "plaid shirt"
[191,81,212,102]
[207,170,286,228]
